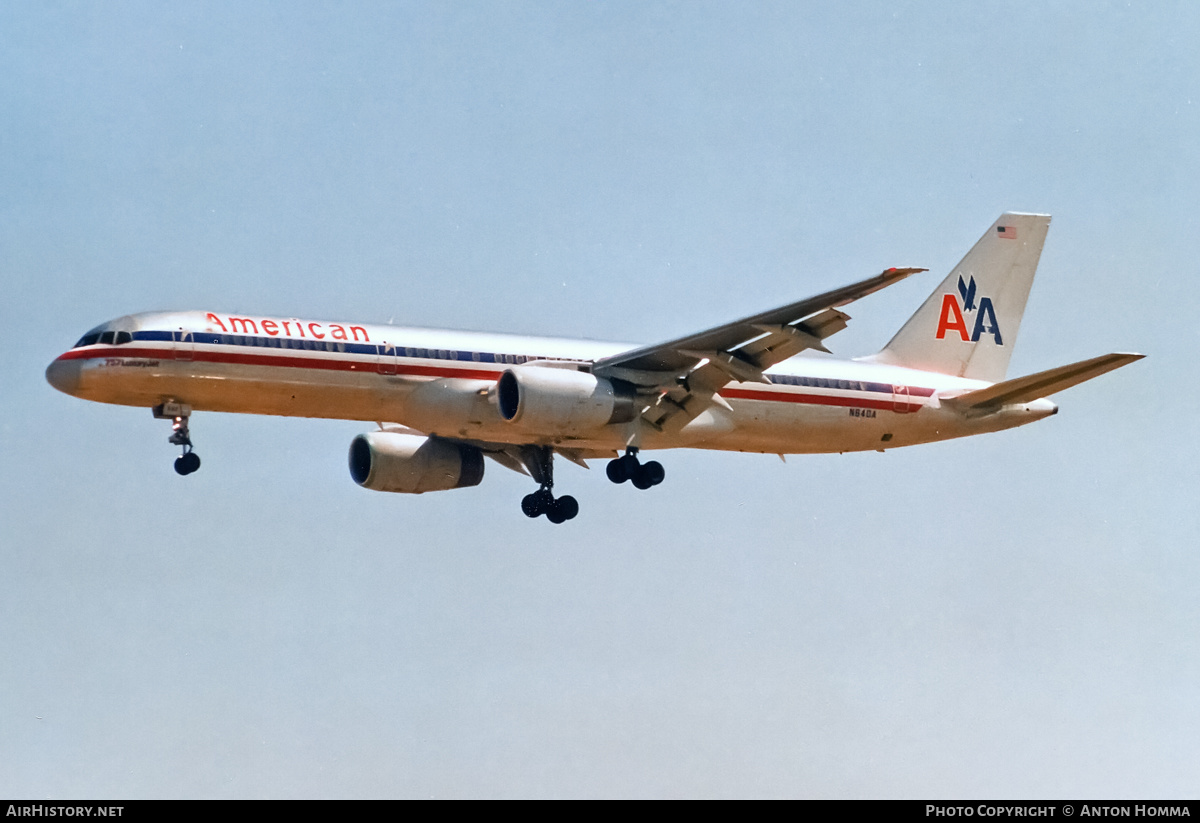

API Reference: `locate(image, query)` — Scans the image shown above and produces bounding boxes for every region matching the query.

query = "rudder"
[871,212,1051,382]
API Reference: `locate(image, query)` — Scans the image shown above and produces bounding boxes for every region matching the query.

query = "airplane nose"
[45,357,81,395]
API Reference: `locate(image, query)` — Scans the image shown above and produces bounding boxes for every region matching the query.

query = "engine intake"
[349,432,484,494]
[496,366,634,435]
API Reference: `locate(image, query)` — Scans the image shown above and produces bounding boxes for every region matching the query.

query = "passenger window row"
[74,329,587,369]
[770,374,888,393]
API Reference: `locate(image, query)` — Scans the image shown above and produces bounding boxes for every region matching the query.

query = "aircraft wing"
[592,267,925,433]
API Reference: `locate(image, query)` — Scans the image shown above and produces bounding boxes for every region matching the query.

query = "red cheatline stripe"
[61,347,931,409]
[59,347,169,362]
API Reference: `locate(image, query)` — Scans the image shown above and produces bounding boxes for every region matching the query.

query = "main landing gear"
[606,447,665,490]
[153,402,200,476]
[519,445,579,524]
[521,488,579,524]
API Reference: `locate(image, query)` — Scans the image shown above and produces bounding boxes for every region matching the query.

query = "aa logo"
[935,275,1003,345]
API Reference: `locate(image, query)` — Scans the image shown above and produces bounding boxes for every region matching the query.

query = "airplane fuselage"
[46,309,1055,457]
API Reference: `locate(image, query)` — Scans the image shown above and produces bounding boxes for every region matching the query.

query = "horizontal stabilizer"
[942,353,1144,412]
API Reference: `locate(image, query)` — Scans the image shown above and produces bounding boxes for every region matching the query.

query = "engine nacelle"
[496,366,635,435]
[348,432,484,494]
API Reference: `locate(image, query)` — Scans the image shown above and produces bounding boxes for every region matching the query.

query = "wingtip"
[1108,352,1146,364]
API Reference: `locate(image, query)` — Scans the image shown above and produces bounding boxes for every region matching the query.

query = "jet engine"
[348,431,484,494]
[496,366,635,435]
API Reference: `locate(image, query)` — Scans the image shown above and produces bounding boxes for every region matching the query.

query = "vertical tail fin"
[872,212,1051,382]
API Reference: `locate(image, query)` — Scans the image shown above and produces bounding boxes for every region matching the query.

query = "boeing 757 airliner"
[46,213,1142,523]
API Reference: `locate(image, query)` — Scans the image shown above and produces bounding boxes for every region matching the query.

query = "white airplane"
[46,213,1141,523]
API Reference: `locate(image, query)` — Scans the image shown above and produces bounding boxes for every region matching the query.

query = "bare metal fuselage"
[47,310,1054,457]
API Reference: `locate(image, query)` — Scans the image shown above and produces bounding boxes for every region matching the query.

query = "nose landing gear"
[153,403,201,476]
[606,447,665,490]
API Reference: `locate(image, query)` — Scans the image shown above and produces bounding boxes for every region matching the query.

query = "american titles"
[205,313,370,342]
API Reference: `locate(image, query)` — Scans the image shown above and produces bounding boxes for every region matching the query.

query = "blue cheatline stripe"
[767,374,895,395]
[121,329,589,365]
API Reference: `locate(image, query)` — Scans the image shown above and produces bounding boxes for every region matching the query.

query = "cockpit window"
[74,329,132,347]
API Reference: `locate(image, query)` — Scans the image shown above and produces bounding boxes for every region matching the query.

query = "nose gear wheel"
[154,403,201,476]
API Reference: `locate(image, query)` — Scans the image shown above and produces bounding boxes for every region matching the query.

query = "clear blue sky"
[2,1,1196,798]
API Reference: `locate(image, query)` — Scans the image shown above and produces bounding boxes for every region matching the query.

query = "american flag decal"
[996,225,1017,239]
